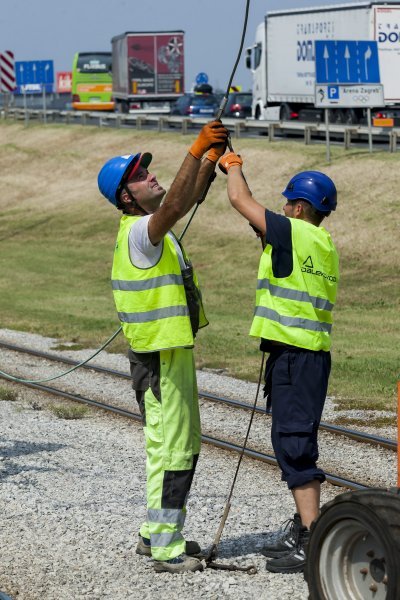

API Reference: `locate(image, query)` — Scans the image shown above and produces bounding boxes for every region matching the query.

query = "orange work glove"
[218,152,243,174]
[206,141,228,164]
[189,121,228,160]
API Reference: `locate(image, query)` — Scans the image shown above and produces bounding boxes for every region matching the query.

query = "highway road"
[1,93,399,152]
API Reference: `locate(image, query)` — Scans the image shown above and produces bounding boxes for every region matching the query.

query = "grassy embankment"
[0,121,398,413]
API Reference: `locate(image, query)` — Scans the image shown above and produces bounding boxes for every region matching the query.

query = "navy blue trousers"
[264,346,331,489]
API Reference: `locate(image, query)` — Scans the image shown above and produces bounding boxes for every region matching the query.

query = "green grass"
[0,385,18,401]
[52,344,85,351]
[0,122,399,411]
[49,403,89,420]
[333,415,397,429]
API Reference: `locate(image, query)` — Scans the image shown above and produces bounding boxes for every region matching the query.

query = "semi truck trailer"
[246,2,400,124]
[111,30,185,113]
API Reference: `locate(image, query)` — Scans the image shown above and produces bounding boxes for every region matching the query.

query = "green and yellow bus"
[71,52,114,111]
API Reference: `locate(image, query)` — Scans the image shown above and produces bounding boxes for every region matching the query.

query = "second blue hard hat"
[282,170,337,213]
[98,152,152,206]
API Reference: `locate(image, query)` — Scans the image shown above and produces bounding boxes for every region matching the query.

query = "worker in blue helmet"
[98,121,228,574]
[219,153,339,575]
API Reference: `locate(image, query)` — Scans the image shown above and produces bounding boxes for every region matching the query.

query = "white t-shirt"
[128,215,186,269]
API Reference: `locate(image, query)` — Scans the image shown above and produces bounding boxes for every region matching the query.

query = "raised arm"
[148,121,228,244]
[221,152,267,235]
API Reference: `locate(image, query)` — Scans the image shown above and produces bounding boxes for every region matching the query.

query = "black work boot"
[261,513,302,558]
[265,526,310,574]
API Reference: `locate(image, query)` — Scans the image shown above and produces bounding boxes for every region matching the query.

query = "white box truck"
[246,2,400,124]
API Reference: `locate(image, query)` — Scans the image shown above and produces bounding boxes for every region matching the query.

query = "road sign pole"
[3,92,9,119]
[325,109,331,164]
[23,88,29,127]
[6,92,11,119]
[42,85,47,125]
[367,107,373,153]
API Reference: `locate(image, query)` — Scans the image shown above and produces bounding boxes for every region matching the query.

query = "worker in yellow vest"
[220,152,339,574]
[98,121,228,574]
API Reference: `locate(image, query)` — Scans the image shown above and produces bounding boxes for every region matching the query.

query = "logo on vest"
[301,255,337,282]
[303,256,314,268]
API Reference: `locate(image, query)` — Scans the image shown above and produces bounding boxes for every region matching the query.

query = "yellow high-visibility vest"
[112,215,207,352]
[250,218,339,351]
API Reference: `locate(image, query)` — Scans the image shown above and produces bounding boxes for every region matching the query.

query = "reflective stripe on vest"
[112,273,183,291]
[112,215,197,352]
[254,306,332,333]
[257,277,334,312]
[250,217,339,351]
[118,305,189,323]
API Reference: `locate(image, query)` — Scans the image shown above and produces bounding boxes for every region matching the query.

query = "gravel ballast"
[0,329,396,599]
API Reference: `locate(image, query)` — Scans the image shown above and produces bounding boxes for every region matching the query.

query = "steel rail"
[0,340,396,452]
[3,376,368,492]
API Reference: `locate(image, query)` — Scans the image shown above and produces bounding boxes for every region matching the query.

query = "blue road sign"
[315,41,380,85]
[15,60,54,93]
[327,85,339,100]
[195,72,208,85]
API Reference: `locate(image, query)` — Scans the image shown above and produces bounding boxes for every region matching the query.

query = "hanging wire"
[180,0,252,239]
[215,0,251,123]
[205,349,264,570]
[0,327,122,384]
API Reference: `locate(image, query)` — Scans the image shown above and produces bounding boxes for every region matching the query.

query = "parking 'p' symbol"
[328,85,339,100]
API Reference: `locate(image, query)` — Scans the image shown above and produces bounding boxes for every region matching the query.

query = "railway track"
[0,376,367,492]
[0,340,396,492]
[0,341,395,452]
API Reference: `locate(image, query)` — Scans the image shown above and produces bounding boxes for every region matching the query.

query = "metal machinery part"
[305,488,400,600]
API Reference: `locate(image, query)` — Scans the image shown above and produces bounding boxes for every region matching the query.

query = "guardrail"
[2,107,400,152]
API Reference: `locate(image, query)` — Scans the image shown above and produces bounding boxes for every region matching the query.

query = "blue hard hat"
[282,170,337,213]
[97,152,152,206]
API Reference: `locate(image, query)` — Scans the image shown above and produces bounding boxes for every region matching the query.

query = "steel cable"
[0,327,122,383]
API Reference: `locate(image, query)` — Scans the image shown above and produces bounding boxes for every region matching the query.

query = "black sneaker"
[265,527,310,574]
[261,513,302,558]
